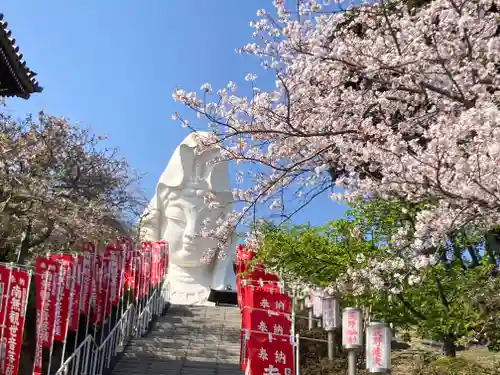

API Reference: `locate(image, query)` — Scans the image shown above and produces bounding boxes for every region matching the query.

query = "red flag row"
[236,245,294,375]
[32,239,169,375]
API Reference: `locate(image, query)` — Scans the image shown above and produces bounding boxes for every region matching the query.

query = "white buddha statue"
[139,132,236,306]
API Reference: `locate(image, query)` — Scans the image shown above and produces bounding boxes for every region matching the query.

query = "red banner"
[92,255,107,325]
[34,257,61,374]
[123,250,135,290]
[151,243,160,287]
[240,284,288,312]
[108,252,123,307]
[241,308,291,336]
[70,256,83,330]
[134,251,149,299]
[48,254,76,341]
[159,241,168,281]
[0,266,29,375]
[242,332,294,375]
[141,250,151,297]
[80,254,93,315]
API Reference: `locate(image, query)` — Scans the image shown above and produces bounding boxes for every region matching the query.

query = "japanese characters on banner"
[0,265,30,375]
[366,322,391,373]
[241,308,291,337]
[91,255,106,325]
[150,242,164,287]
[30,238,169,374]
[108,252,123,307]
[242,287,291,315]
[236,245,294,375]
[101,248,124,316]
[342,308,363,350]
[243,333,294,375]
[70,256,83,330]
[80,254,93,315]
[34,257,61,375]
[133,250,146,299]
[123,250,135,290]
[235,245,257,300]
[139,247,151,298]
[47,254,76,341]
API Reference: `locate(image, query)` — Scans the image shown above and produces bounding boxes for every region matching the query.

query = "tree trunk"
[442,335,457,357]
[17,220,54,264]
[17,224,32,265]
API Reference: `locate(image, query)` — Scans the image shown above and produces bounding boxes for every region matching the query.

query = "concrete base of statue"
[164,263,237,306]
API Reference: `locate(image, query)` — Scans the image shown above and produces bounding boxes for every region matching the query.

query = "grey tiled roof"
[0,13,42,99]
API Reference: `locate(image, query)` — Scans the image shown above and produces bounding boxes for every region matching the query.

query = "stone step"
[111,305,243,375]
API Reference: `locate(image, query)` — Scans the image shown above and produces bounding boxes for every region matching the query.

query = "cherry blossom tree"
[173,0,500,264]
[0,111,144,263]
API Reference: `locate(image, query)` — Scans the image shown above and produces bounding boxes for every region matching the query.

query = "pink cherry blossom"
[173,0,500,282]
[0,111,144,263]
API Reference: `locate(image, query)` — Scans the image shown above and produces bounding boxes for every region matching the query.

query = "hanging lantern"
[365,322,391,373]
[312,288,323,318]
[322,296,341,331]
[342,307,363,350]
[305,288,313,309]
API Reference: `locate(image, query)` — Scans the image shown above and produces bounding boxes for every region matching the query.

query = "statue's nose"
[182,233,200,245]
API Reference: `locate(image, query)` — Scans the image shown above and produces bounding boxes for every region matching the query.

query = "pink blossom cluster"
[173,0,500,278]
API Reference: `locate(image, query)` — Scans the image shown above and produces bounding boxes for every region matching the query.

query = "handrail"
[57,335,95,368]
[55,279,166,375]
[134,289,157,337]
[98,304,134,349]
[55,334,97,375]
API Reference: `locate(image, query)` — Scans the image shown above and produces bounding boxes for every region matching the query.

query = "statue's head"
[154,132,232,268]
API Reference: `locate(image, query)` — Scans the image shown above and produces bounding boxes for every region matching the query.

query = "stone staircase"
[112,304,243,375]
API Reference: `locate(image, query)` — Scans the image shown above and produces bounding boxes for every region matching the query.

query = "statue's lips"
[181,245,198,253]
[171,247,201,261]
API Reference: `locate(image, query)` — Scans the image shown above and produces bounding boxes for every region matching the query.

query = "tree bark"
[442,335,457,357]
[17,219,54,264]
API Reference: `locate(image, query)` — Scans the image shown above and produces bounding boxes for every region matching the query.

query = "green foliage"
[399,261,500,350]
[258,220,374,285]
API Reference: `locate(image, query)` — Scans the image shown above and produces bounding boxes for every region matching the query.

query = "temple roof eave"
[0,13,42,99]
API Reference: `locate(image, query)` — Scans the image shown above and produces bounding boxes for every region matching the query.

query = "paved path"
[112,305,243,375]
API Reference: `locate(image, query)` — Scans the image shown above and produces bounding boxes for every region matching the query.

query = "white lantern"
[342,307,363,350]
[305,289,313,309]
[312,288,323,318]
[322,296,341,331]
[365,322,391,373]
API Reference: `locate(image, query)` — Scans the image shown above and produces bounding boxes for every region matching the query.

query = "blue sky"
[3,0,346,227]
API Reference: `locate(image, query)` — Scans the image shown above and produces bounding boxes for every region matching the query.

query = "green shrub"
[414,357,499,375]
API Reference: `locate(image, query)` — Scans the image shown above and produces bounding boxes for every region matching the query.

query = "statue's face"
[162,190,226,268]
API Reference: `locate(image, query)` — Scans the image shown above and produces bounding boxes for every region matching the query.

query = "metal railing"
[134,289,157,338]
[55,281,166,375]
[92,304,136,375]
[55,335,96,375]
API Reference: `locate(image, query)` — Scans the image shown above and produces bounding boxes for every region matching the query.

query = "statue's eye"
[166,207,186,224]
